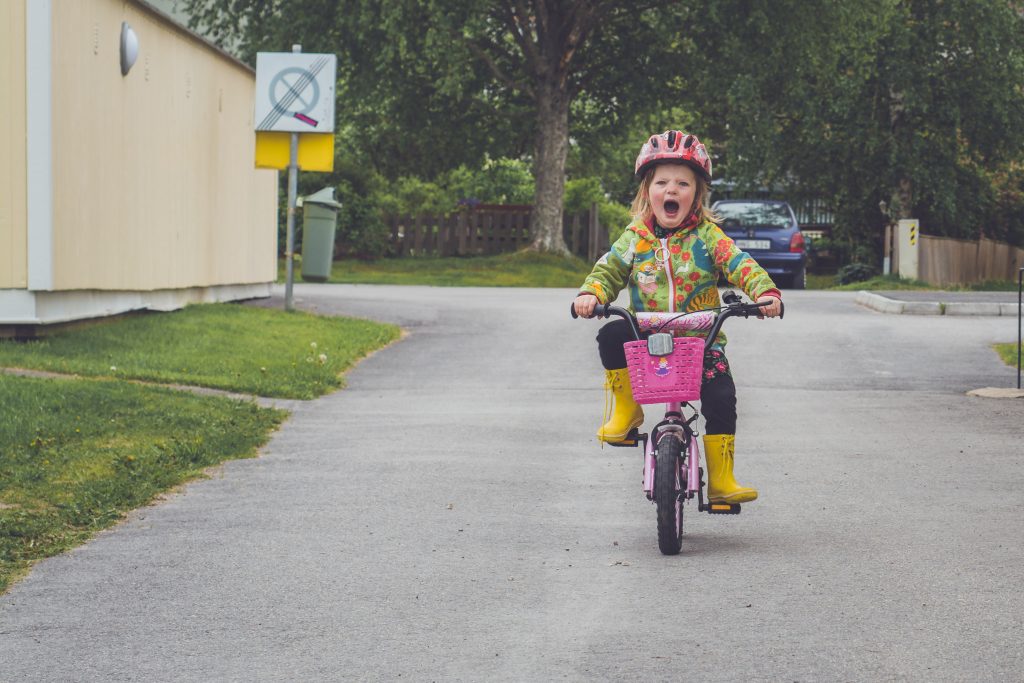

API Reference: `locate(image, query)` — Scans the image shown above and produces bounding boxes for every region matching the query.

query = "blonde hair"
[630,167,719,225]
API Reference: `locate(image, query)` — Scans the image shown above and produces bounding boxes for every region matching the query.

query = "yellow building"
[1,0,278,331]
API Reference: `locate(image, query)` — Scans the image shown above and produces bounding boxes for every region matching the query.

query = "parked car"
[711,199,807,289]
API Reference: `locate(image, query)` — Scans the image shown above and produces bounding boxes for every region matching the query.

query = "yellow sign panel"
[254,132,334,172]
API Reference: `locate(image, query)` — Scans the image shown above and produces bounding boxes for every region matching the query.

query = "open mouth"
[663,200,680,215]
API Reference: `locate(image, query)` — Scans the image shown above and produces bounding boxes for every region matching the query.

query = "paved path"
[1,287,1022,681]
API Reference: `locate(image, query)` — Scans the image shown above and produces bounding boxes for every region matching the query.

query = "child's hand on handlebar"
[574,294,601,318]
[756,295,783,318]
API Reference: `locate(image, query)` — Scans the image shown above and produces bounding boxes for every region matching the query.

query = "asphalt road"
[1,286,1022,681]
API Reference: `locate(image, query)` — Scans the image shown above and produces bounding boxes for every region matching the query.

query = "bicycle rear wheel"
[655,434,684,555]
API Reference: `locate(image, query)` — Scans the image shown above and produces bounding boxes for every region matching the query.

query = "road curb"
[856,290,1021,317]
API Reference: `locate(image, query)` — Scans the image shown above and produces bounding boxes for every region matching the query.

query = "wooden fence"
[917,235,1024,286]
[384,204,608,260]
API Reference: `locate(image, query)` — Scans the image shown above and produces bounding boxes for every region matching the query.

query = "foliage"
[564,177,604,214]
[692,0,1024,257]
[375,176,454,218]
[0,374,285,592]
[599,202,633,242]
[183,1,1024,262]
[182,0,697,253]
[445,157,535,207]
[834,262,880,286]
[0,304,400,399]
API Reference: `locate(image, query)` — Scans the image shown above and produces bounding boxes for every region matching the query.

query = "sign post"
[285,114,299,310]
[254,46,337,311]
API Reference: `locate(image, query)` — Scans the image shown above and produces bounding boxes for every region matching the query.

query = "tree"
[182,0,695,255]
[691,0,1024,252]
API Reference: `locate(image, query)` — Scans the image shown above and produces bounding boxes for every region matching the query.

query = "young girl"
[573,130,782,504]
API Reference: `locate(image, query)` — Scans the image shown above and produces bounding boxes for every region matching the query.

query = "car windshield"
[715,202,792,228]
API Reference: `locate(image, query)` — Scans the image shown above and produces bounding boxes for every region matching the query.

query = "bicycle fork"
[643,402,696,501]
[643,429,700,498]
[642,403,741,515]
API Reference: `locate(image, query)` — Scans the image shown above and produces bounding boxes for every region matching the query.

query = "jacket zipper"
[660,237,675,313]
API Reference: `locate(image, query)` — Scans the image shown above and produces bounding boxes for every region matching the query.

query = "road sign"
[255,132,334,172]
[254,52,336,133]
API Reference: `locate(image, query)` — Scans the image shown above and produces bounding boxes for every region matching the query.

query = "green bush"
[445,157,535,206]
[834,262,878,285]
[564,177,604,213]
[376,176,454,217]
[335,177,391,259]
[600,202,633,241]
[563,175,632,243]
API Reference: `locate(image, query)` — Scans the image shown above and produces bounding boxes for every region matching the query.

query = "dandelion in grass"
[318,353,327,365]
[310,342,318,350]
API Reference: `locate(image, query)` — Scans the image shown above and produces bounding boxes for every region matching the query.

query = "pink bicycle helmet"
[634,130,712,181]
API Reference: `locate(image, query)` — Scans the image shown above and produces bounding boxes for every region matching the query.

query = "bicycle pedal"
[604,428,641,448]
[703,502,741,515]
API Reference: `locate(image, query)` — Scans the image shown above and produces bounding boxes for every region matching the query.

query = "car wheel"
[789,264,806,290]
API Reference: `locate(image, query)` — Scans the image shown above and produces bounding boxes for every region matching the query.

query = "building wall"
[0,1,28,289]
[48,0,277,291]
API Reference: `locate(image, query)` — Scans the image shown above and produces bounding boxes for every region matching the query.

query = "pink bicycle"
[573,292,782,555]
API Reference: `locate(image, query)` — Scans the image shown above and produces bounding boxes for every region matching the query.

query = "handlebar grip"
[751,299,785,318]
[571,301,613,319]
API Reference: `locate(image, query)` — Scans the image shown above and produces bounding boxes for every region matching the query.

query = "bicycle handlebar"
[570,295,784,345]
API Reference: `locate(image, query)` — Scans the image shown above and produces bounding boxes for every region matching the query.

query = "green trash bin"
[300,187,343,282]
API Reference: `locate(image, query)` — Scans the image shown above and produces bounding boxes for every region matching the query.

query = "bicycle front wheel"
[655,434,684,555]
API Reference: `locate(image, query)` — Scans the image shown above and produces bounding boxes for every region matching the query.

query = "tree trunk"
[529,77,571,255]
[891,177,913,220]
[887,86,914,220]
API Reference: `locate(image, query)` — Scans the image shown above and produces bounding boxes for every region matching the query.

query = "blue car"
[712,199,807,289]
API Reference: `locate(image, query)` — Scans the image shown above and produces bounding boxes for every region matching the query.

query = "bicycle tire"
[655,434,684,555]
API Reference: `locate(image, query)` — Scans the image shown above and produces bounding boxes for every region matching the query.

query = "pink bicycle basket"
[623,336,705,404]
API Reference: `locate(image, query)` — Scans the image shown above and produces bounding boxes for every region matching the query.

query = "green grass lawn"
[284,253,1017,292]
[0,304,401,399]
[829,273,1020,291]
[281,250,593,288]
[0,374,286,592]
[0,302,402,592]
[994,342,1024,369]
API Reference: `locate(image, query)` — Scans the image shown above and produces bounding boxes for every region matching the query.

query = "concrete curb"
[856,290,1022,317]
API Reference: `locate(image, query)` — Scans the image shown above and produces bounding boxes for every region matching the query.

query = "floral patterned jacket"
[579,216,780,347]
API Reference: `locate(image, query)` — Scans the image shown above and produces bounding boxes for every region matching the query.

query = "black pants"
[596,319,737,435]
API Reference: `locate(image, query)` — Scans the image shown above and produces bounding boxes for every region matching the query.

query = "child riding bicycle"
[572,130,782,504]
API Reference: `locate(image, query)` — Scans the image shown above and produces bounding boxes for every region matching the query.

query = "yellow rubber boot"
[597,368,644,443]
[703,434,758,503]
